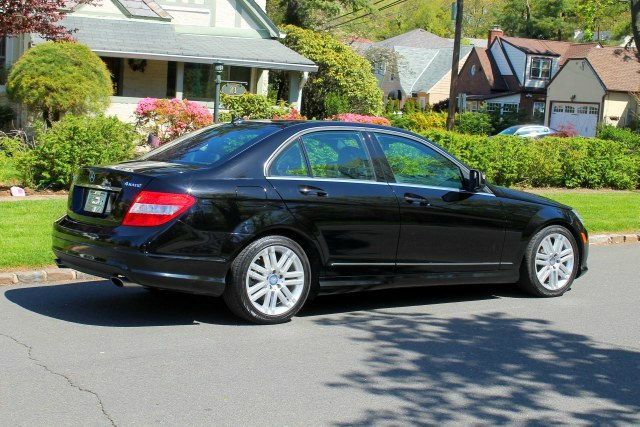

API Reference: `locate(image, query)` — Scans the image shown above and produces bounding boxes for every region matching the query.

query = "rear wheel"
[518,225,578,297]
[223,235,311,324]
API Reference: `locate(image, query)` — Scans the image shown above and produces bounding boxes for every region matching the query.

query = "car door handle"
[404,193,430,206]
[299,185,328,197]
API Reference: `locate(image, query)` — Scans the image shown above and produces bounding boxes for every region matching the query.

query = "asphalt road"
[1,244,639,426]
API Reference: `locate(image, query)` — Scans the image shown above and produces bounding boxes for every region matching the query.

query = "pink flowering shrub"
[328,113,391,126]
[273,108,306,121]
[554,123,580,138]
[135,98,213,144]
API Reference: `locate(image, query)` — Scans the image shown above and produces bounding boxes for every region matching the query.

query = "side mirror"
[468,169,486,192]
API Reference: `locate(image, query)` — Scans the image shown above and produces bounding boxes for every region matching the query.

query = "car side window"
[269,140,309,177]
[375,133,463,189]
[300,131,375,181]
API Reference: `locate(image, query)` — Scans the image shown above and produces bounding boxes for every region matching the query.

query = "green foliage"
[267,0,372,30]
[18,115,139,189]
[0,67,9,85]
[454,112,494,135]
[324,92,350,116]
[597,125,640,151]
[419,129,640,190]
[403,98,419,114]
[280,25,383,118]
[6,42,112,123]
[221,93,291,119]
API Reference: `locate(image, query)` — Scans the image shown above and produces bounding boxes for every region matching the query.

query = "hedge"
[419,129,640,190]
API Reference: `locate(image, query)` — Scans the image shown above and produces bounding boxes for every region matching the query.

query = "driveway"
[1,244,639,425]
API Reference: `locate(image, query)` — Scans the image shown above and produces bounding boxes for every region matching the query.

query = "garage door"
[550,103,599,137]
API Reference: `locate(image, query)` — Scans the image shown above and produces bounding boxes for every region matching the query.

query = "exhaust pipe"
[110,275,139,288]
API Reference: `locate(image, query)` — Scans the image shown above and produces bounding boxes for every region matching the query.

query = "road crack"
[0,333,116,426]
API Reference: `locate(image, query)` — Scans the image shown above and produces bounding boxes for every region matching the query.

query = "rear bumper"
[53,223,229,296]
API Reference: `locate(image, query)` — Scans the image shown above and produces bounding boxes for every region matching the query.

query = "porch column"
[288,71,309,110]
[256,69,269,96]
[175,62,185,99]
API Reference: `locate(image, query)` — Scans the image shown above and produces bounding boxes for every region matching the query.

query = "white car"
[498,125,557,138]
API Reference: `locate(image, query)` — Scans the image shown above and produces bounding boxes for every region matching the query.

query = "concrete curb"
[1,233,638,286]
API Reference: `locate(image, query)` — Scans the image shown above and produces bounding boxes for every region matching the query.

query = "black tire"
[518,225,579,297]
[223,235,311,324]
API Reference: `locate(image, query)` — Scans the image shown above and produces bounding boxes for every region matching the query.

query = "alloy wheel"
[245,245,305,316]
[534,233,575,290]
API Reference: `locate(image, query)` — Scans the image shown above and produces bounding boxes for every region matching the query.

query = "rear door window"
[299,131,375,181]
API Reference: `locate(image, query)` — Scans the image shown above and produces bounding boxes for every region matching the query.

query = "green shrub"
[280,25,383,118]
[403,98,418,114]
[7,41,112,124]
[454,112,494,135]
[597,125,640,151]
[18,115,139,189]
[419,129,640,190]
[221,93,291,119]
[324,93,350,116]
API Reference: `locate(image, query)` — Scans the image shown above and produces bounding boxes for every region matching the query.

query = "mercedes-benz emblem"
[89,171,96,183]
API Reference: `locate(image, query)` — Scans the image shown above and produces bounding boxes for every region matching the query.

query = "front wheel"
[223,236,311,324]
[518,225,579,297]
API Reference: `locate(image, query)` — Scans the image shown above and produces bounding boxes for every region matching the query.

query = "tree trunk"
[631,0,640,53]
[284,0,303,26]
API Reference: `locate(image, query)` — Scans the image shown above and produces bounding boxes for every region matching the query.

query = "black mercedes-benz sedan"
[53,120,588,324]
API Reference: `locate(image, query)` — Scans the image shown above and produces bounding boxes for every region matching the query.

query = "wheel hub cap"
[245,245,305,316]
[535,233,575,291]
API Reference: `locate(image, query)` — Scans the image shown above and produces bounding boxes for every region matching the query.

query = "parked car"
[497,125,557,138]
[53,121,589,324]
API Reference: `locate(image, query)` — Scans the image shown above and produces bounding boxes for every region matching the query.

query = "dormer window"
[530,57,552,79]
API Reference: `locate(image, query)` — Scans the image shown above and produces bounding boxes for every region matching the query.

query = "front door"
[371,131,506,274]
[267,129,400,277]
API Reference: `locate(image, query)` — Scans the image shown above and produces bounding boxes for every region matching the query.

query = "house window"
[470,64,477,76]
[373,61,385,76]
[184,64,252,101]
[565,105,575,114]
[553,105,564,113]
[534,102,546,115]
[486,102,519,115]
[530,57,552,79]
[502,103,519,114]
[588,106,599,115]
[486,102,501,112]
[100,57,123,96]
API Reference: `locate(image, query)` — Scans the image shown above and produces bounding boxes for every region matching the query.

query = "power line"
[324,0,409,30]
[322,0,389,26]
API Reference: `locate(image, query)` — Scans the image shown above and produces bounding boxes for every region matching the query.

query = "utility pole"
[447,0,464,130]
[213,62,224,123]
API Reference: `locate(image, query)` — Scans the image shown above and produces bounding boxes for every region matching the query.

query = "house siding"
[603,92,637,127]
[545,59,606,125]
[122,59,169,98]
[502,42,526,84]
[457,50,493,96]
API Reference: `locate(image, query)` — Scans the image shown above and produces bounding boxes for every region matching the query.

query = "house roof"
[500,36,571,57]
[411,45,473,93]
[37,16,317,72]
[66,0,171,20]
[576,47,640,92]
[473,47,509,91]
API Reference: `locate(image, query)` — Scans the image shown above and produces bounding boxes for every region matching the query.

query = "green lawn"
[0,190,638,270]
[0,198,67,269]
[533,190,640,234]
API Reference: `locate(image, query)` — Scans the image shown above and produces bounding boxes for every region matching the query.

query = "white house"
[0,0,317,122]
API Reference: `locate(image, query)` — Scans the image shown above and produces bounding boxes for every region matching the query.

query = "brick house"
[0,0,317,122]
[457,27,599,122]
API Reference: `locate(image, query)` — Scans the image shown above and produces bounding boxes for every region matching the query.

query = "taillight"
[122,191,196,227]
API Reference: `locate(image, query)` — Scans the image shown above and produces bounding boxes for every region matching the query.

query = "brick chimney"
[488,26,504,45]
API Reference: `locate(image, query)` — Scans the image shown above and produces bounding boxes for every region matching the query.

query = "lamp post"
[213,62,224,123]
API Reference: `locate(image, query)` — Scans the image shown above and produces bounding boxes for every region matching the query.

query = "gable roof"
[576,47,640,92]
[472,47,509,91]
[412,45,473,93]
[500,36,571,57]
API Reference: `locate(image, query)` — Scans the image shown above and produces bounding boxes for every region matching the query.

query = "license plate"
[84,189,108,214]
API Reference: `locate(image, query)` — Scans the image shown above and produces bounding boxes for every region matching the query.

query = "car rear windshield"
[141,122,283,166]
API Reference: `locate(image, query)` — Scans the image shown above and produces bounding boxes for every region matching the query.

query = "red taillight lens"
[122,191,196,227]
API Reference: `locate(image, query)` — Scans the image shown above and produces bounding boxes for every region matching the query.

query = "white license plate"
[84,189,108,214]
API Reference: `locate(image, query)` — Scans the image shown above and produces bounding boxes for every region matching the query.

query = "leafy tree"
[6,41,112,125]
[267,0,372,30]
[279,25,383,118]
[577,0,628,42]
[497,0,580,40]
[0,0,95,40]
